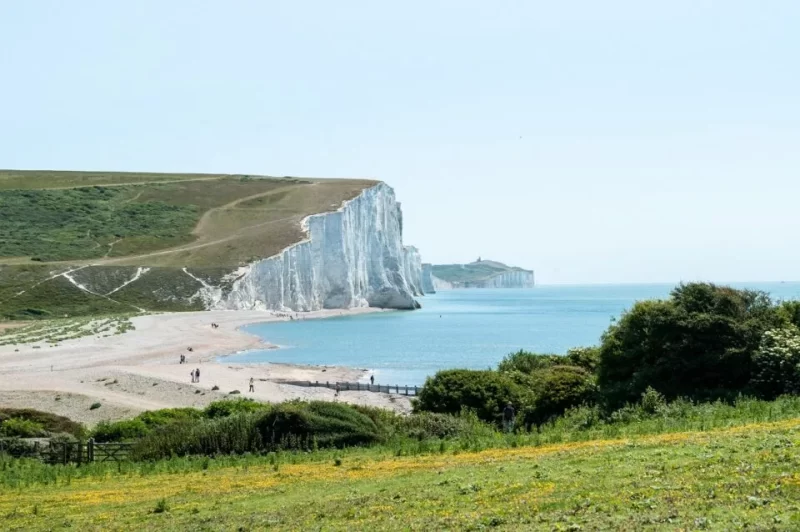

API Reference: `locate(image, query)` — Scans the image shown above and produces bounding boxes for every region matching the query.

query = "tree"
[597,283,784,407]
[414,369,530,424]
[524,365,597,426]
[751,327,800,399]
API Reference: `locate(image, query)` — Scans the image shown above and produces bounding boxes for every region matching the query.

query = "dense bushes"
[257,402,382,450]
[597,283,787,407]
[523,365,597,426]
[0,418,47,438]
[92,400,264,442]
[414,370,530,423]
[750,327,800,399]
[0,408,84,438]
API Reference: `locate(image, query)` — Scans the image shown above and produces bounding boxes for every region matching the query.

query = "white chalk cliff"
[198,183,422,311]
[421,263,436,294]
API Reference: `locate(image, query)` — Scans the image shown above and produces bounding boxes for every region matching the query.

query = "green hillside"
[0,170,375,319]
[432,260,530,284]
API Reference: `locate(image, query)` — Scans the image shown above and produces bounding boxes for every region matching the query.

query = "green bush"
[414,369,531,424]
[132,414,263,460]
[497,350,559,374]
[91,419,149,443]
[750,327,800,399]
[524,366,597,426]
[0,408,83,437]
[137,407,203,427]
[597,283,785,408]
[204,398,268,418]
[564,347,601,372]
[0,418,47,438]
[396,412,473,440]
[257,402,382,450]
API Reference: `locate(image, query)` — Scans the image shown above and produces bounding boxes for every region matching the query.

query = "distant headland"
[423,258,535,290]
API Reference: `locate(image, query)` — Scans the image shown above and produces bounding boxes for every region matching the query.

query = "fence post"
[405,385,408,396]
[62,443,68,465]
[88,438,95,462]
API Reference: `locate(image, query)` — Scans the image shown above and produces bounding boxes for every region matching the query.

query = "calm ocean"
[224,283,800,386]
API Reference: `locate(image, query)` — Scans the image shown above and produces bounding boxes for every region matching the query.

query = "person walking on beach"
[190,369,196,383]
[370,374,374,386]
[503,402,516,433]
[195,368,200,383]
[249,377,255,393]
[334,382,341,400]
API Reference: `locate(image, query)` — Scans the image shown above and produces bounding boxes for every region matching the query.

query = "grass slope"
[0,171,376,318]
[2,418,799,530]
[432,260,530,284]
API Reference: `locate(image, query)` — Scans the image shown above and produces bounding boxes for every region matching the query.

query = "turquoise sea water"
[225,283,800,386]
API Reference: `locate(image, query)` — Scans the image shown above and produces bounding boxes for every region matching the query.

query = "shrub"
[89,403,102,410]
[497,350,559,374]
[91,419,149,443]
[750,327,800,399]
[524,366,597,426]
[414,369,531,424]
[256,402,382,450]
[136,407,202,428]
[564,347,601,372]
[132,413,263,460]
[398,412,473,440]
[204,398,268,418]
[0,408,83,437]
[597,283,785,408]
[0,418,47,438]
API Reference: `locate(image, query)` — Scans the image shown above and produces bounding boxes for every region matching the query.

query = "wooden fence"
[0,438,133,465]
[281,380,420,396]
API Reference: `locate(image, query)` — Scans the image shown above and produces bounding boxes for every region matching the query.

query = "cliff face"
[453,269,534,289]
[421,263,436,294]
[199,183,422,311]
[430,260,534,289]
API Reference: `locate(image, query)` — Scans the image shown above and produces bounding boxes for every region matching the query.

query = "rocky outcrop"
[421,263,436,294]
[197,183,423,311]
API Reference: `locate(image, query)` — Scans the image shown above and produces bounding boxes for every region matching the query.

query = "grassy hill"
[432,260,531,284]
[0,170,376,319]
[2,417,799,530]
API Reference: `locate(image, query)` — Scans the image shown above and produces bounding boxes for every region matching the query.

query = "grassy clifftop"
[0,170,376,319]
[431,260,531,284]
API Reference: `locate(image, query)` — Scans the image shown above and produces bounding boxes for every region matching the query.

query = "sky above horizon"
[2,1,798,284]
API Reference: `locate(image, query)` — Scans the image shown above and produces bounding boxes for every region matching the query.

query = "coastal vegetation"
[4,282,800,528]
[2,398,800,529]
[415,283,800,428]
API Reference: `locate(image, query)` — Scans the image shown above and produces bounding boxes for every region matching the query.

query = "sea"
[223,283,800,386]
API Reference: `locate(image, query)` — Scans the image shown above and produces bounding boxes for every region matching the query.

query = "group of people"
[190,367,201,383]
[272,311,299,320]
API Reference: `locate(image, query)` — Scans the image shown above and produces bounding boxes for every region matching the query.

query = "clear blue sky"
[2,1,798,284]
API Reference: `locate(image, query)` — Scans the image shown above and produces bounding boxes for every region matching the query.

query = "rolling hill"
[0,170,421,319]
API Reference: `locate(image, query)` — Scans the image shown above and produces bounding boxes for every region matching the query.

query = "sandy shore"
[0,309,412,425]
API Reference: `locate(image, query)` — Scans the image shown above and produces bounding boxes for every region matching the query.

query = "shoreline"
[0,308,411,425]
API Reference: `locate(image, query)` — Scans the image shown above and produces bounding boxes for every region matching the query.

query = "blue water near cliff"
[225,283,800,386]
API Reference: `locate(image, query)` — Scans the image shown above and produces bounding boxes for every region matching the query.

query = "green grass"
[0,171,376,319]
[1,415,799,530]
[0,170,246,190]
[0,187,199,261]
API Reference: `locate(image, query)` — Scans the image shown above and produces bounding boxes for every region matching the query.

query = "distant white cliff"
[421,263,436,294]
[198,183,422,311]
[430,260,534,289]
